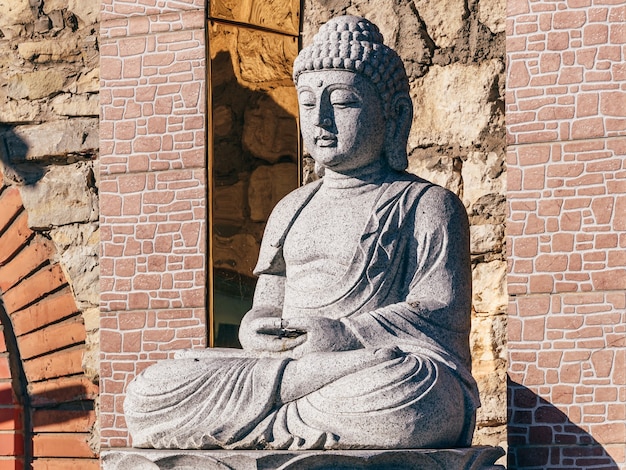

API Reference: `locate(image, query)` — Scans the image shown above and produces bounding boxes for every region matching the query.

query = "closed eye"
[299,90,316,109]
[330,90,361,108]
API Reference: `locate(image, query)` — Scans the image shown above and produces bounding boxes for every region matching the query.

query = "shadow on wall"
[0,295,30,464]
[508,377,618,469]
[0,124,45,184]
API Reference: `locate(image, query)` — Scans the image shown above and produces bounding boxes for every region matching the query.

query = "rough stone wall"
[0,0,100,467]
[99,0,207,447]
[507,0,626,468]
[304,0,507,453]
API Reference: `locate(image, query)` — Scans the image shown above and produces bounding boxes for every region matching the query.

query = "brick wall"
[507,0,626,468]
[99,0,207,447]
[0,171,98,470]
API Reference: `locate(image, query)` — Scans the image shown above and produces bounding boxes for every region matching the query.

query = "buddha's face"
[297,70,386,174]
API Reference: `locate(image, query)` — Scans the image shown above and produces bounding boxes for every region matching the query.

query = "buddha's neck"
[321,160,387,190]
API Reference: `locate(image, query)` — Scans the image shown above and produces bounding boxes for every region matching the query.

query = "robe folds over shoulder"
[124,172,480,450]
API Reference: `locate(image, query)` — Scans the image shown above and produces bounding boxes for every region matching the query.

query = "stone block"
[102,447,506,470]
[51,93,99,117]
[470,224,504,255]
[0,98,43,123]
[407,153,462,196]
[17,38,82,62]
[49,223,100,308]
[472,260,507,315]
[75,68,100,94]
[0,0,32,30]
[409,61,504,148]
[19,163,98,229]
[6,70,66,100]
[462,151,506,210]
[478,0,506,34]
[413,0,465,48]
[0,119,98,163]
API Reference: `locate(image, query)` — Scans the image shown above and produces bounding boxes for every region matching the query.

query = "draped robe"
[124,172,480,450]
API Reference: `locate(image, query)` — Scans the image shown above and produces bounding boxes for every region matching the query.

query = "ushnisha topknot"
[293,15,410,118]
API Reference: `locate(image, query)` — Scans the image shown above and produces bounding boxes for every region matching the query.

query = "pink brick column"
[507,0,626,468]
[99,0,207,447]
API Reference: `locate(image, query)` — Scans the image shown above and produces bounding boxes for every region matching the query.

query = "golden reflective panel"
[210,0,300,36]
[209,20,300,347]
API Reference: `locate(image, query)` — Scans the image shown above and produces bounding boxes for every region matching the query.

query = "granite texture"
[102,447,506,470]
[124,16,480,451]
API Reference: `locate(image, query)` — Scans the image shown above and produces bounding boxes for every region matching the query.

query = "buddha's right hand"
[239,315,308,355]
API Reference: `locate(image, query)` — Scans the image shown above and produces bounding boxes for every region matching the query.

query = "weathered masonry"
[0,0,623,468]
[0,0,99,468]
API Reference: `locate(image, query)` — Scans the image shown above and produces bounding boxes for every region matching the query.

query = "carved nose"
[314,102,333,128]
[317,118,333,127]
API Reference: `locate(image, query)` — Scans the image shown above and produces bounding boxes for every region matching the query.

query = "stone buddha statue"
[124,15,480,452]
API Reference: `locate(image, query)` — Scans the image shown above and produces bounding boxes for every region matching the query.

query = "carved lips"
[315,133,337,147]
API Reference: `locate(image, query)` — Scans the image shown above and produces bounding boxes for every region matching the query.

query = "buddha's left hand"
[283,317,362,358]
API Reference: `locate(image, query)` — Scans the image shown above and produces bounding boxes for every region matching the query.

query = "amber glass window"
[208,1,301,347]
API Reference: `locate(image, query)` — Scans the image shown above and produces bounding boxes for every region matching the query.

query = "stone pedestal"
[102,446,505,470]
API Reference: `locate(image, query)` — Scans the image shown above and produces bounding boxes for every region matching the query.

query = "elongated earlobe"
[385,94,413,171]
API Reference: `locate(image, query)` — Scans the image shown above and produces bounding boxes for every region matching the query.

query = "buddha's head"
[293,15,413,174]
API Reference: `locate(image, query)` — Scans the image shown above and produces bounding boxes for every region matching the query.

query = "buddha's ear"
[384,93,413,171]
